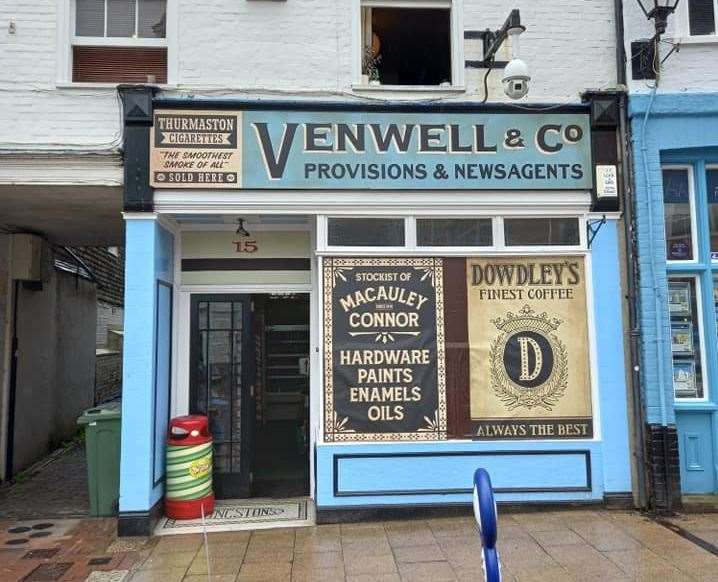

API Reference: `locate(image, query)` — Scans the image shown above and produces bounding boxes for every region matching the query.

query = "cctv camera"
[502,58,530,100]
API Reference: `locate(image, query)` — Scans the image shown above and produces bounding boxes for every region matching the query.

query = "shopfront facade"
[629,93,718,505]
[116,92,632,534]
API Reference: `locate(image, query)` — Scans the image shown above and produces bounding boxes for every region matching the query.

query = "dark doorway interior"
[252,295,310,498]
[190,293,310,499]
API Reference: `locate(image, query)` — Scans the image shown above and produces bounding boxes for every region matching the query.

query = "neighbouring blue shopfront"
[630,92,718,500]
[116,93,634,534]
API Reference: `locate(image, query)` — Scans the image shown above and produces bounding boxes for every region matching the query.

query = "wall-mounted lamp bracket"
[473,9,524,68]
[587,215,607,248]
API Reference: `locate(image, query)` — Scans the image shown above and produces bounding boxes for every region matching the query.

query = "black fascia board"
[151,97,590,115]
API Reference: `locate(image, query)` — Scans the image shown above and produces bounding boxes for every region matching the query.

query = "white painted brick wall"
[1,0,620,151]
[623,1,718,94]
[0,0,122,150]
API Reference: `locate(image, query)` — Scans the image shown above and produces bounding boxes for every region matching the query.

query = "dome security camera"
[502,58,530,100]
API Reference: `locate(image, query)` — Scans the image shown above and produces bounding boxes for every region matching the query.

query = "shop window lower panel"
[332,450,591,498]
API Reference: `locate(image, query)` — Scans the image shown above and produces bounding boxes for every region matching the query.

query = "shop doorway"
[189,294,310,500]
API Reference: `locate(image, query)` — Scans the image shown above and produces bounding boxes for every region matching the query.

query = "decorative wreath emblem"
[488,305,568,411]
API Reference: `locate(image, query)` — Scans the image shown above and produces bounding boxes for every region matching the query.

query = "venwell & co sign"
[150,109,593,190]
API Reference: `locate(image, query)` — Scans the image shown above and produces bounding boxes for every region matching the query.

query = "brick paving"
[0,518,152,581]
[0,509,716,580]
[0,445,89,520]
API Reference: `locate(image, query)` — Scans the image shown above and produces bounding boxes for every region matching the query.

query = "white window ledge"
[669,34,718,45]
[352,84,466,94]
[55,82,176,90]
[72,36,167,47]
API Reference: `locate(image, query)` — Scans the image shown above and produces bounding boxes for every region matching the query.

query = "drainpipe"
[615,0,649,509]
[640,82,674,512]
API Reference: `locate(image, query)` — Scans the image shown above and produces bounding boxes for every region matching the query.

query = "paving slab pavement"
[2,508,716,581]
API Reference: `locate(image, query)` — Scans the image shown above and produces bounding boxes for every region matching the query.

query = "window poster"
[466,256,593,439]
[671,323,694,355]
[668,282,691,316]
[323,257,447,441]
[673,361,697,398]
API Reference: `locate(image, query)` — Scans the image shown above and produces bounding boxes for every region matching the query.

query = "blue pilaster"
[119,216,174,534]
[591,220,631,493]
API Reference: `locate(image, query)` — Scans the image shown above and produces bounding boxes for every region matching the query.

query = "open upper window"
[72,0,168,83]
[360,2,454,87]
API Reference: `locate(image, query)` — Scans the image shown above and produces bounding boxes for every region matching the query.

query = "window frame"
[663,164,699,265]
[56,0,177,86]
[668,274,710,402]
[71,0,168,47]
[708,164,718,263]
[676,0,718,41]
[352,0,465,91]
[662,160,718,406]
[318,214,588,255]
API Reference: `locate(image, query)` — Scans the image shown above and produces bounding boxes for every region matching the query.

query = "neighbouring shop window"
[688,0,716,36]
[708,169,718,259]
[327,217,405,246]
[73,0,167,83]
[663,168,694,261]
[504,218,580,246]
[417,219,493,247]
[360,5,452,86]
[668,278,705,399]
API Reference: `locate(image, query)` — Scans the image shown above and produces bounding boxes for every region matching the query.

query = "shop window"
[688,0,716,36]
[663,168,694,261]
[503,218,580,246]
[72,0,167,83]
[327,217,405,247]
[668,278,705,399]
[417,218,492,247]
[360,5,452,86]
[708,168,718,259]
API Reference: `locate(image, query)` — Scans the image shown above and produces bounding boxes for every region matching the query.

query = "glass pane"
[198,302,208,330]
[138,0,166,37]
[195,330,208,414]
[75,0,105,36]
[689,0,716,35]
[327,218,404,246]
[417,218,492,246]
[207,330,231,443]
[504,218,580,246]
[213,443,230,474]
[663,169,693,260]
[232,302,244,330]
[708,169,718,259]
[668,278,704,399]
[209,302,232,329]
[107,0,136,37]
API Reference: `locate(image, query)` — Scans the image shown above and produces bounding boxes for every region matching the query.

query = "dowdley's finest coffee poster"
[467,256,593,439]
[323,258,447,441]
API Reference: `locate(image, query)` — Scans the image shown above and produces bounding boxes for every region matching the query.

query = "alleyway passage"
[0,445,89,520]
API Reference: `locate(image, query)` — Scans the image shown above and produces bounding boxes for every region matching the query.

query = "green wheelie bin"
[77,401,122,517]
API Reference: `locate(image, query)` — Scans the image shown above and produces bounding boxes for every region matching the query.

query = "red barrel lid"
[168,415,211,445]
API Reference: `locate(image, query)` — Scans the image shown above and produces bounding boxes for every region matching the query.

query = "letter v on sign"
[252,122,299,179]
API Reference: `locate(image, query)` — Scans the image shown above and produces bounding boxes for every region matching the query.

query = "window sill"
[352,84,466,94]
[669,34,718,45]
[56,82,176,90]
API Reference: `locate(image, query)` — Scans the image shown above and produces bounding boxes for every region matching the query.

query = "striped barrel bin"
[164,415,215,520]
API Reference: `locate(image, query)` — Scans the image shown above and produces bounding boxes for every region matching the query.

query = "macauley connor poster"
[467,257,592,439]
[323,258,447,441]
